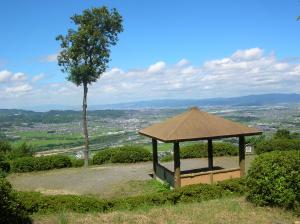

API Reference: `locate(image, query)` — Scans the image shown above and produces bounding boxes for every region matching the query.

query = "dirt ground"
[8,155,255,197]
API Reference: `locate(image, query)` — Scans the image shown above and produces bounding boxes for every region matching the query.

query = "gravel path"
[8,155,255,197]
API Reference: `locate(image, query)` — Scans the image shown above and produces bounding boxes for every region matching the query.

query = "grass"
[94,180,170,199]
[32,197,299,224]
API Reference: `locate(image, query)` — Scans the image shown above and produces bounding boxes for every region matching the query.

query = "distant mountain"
[3,93,300,111]
[90,93,300,109]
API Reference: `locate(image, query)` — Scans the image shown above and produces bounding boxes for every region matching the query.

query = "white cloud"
[2,47,300,108]
[232,47,263,60]
[40,53,58,63]
[32,73,45,82]
[11,72,27,82]
[6,84,32,94]
[147,61,166,73]
[176,59,189,67]
[0,70,12,82]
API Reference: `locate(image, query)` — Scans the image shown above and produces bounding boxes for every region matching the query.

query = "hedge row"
[246,150,300,210]
[93,145,152,165]
[255,139,300,154]
[161,142,238,161]
[11,155,72,173]
[17,178,246,214]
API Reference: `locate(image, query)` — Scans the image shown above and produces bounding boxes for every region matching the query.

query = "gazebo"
[139,107,261,188]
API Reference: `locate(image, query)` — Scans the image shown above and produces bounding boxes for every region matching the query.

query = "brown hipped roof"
[139,107,261,142]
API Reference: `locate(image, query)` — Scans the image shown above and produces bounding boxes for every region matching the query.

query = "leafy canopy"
[56,7,123,86]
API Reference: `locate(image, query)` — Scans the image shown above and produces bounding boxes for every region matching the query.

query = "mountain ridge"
[2,93,300,111]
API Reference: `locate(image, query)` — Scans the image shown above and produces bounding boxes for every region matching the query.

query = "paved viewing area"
[8,155,255,197]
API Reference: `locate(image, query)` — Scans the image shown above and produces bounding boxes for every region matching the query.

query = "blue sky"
[1,0,300,109]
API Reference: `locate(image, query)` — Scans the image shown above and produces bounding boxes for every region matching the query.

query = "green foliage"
[70,158,93,167]
[11,157,35,172]
[110,146,152,163]
[0,178,32,223]
[93,145,151,165]
[246,151,300,210]
[216,177,247,195]
[0,152,10,174]
[161,142,238,161]
[70,158,85,167]
[56,7,123,86]
[246,135,266,146]
[11,155,72,173]
[274,129,292,139]
[255,138,300,154]
[0,140,12,153]
[8,142,33,159]
[17,191,111,214]
[17,178,245,214]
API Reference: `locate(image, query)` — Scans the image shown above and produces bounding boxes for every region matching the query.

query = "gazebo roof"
[139,107,261,142]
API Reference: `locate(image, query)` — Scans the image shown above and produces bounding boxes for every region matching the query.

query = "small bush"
[0,152,10,173]
[255,139,300,154]
[17,178,245,214]
[161,142,238,161]
[7,142,34,160]
[160,154,173,162]
[17,191,111,214]
[0,178,31,223]
[216,177,247,195]
[70,158,84,167]
[11,157,35,172]
[11,155,72,173]
[110,146,152,163]
[246,150,300,210]
[93,145,151,165]
[70,158,93,167]
[0,140,12,153]
[93,148,117,165]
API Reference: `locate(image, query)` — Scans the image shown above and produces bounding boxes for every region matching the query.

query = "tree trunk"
[82,83,89,167]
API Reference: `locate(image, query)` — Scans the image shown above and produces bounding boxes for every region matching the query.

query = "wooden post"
[208,139,213,170]
[174,142,181,189]
[152,138,158,177]
[239,136,245,177]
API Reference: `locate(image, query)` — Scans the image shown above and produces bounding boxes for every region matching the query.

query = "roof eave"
[138,131,262,143]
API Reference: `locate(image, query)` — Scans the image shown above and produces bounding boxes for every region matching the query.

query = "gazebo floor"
[180,167,241,186]
[155,160,241,187]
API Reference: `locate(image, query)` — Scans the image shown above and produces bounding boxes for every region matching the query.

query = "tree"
[56,7,123,167]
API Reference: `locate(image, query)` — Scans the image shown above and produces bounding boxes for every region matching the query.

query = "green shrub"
[216,177,247,195]
[11,155,72,173]
[0,152,10,174]
[93,145,151,165]
[11,157,35,172]
[70,158,84,167]
[255,139,300,154]
[70,158,93,167]
[0,178,31,223]
[17,178,245,214]
[17,191,111,214]
[180,143,207,158]
[93,148,117,165]
[246,150,300,210]
[160,154,173,162]
[0,140,12,153]
[110,146,151,163]
[7,142,34,160]
[273,129,293,139]
[161,142,238,161]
